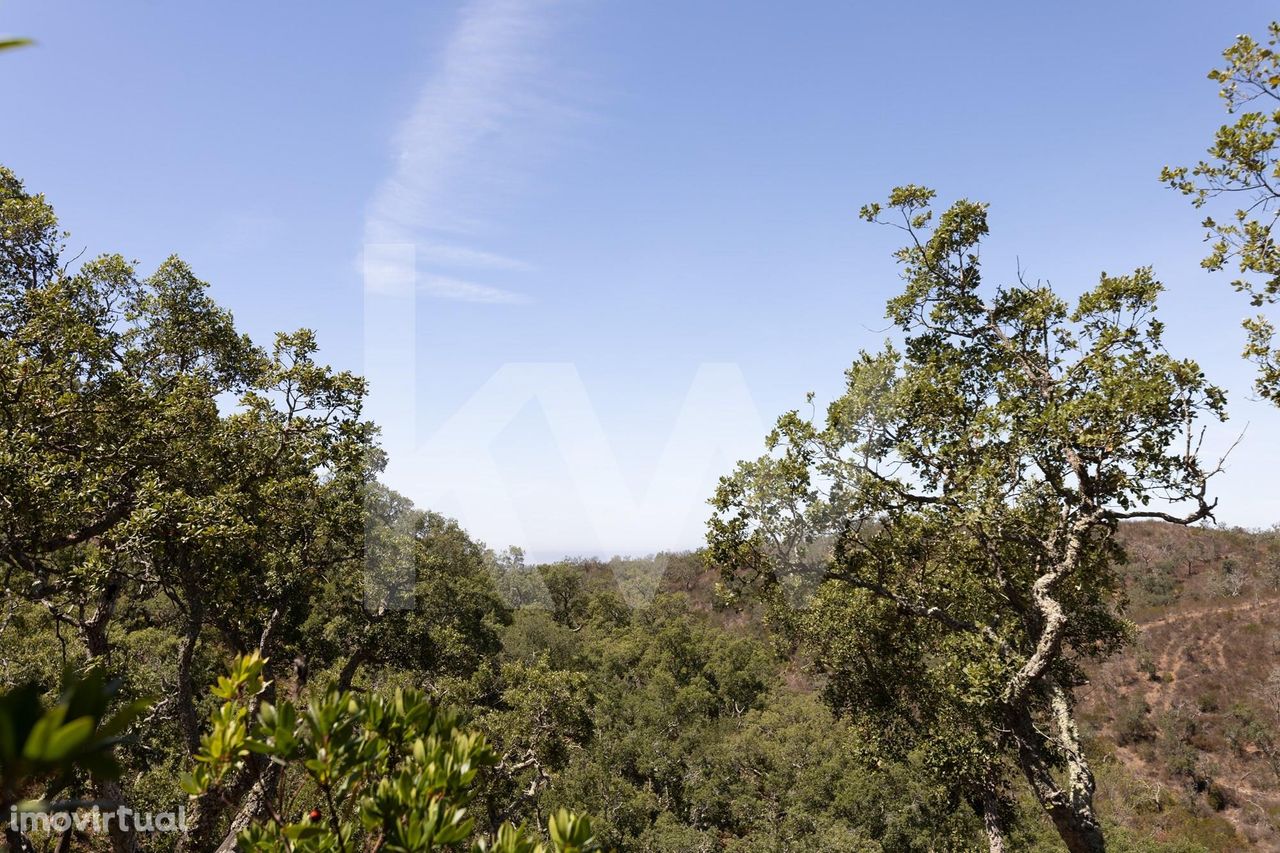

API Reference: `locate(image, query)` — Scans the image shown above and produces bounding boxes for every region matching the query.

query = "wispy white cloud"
[364,0,565,303]
[421,273,532,304]
[416,243,533,272]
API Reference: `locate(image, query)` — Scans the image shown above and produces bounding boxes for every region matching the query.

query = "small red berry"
[308,809,322,822]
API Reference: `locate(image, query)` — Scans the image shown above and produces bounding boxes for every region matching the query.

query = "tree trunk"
[1049,680,1100,833]
[4,826,35,852]
[980,789,1008,853]
[337,646,368,693]
[52,824,74,853]
[99,780,138,853]
[180,656,275,853]
[1010,707,1106,853]
[180,760,260,853]
[213,761,283,853]
[81,574,122,661]
[175,604,204,756]
[82,593,136,853]
[81,603,111,660]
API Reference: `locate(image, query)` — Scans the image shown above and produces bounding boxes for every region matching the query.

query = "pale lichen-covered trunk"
[213,762,284,853]
[1010,702,1106,853]
[1002,520,1107,853]
[981,790,1008,853]
[1050,681,1100,828]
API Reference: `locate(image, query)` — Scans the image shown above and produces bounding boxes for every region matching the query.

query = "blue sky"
[4,1,1279,559]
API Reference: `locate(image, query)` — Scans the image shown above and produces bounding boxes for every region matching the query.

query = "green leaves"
[709,184,1225,851]
[181,651,271,795]
[211,649,268,701]
[0,667,151,810]
[22,710,94,763]
[186,655,599,852]
[548,809,598,852]
[1164,21,1280,402]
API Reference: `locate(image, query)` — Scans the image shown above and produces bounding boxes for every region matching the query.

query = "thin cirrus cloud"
[417,243,533,272]
[363,0,566,304]
[421,273,532,304]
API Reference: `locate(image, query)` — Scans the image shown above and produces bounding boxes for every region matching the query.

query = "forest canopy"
[4,19,1280,851]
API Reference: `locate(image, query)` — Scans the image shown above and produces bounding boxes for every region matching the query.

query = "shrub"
[1115,697,1157,746]
[183,653,600,852]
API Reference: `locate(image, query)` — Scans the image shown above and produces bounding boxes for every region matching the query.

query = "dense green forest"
[5,21,1280,853]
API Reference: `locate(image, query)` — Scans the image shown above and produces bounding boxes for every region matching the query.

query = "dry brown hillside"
[1075,523,1280,849]
[633,523,1280,849]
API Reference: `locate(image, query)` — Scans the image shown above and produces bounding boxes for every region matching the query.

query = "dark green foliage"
[0,165,520,851]
[488,547,554,611]
[1224,703,1280,779]
[304,490,512,690]
[452,572,981,851]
